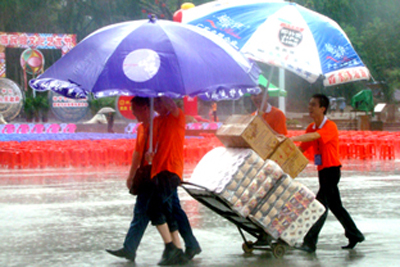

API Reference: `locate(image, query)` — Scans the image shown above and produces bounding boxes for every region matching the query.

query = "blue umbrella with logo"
[30,16,261,151]
[182,0,370,87]
[29,16,260,101]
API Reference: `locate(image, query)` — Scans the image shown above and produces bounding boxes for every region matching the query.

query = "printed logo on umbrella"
[324,43,356,69]
[194,14,250,49]
[123,49,161,82]
[279,23,304,47]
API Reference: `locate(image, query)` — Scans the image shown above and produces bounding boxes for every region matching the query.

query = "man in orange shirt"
[146,96,200,265]
[290,94,364,253]
[106,97,200,264]
[251,85,287,135]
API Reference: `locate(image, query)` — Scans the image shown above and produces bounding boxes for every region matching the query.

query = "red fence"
[0,134,223,169]
[287,130,398,161]
[1,131,398,169]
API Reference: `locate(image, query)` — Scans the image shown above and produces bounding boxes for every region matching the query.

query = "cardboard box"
[269,138,309,178]
[216,115,279,160]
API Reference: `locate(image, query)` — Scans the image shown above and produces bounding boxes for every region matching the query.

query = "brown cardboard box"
[216,115,279,160]
[269,138,309,178]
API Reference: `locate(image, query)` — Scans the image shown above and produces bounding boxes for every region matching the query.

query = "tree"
[1,0,400,113]
[297,0,400,105]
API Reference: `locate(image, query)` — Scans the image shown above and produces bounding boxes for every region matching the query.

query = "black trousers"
[304,166,364,248]
[147,171,181,232]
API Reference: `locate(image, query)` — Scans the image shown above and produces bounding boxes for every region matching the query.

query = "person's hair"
[312,94,330,115]
[130,96,150,107]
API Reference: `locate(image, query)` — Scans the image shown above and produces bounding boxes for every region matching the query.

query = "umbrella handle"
[260,66,275,112]
[149,98,154,160]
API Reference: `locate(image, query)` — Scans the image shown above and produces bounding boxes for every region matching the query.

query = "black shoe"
[185,246,202,260]
[294,243,316,253]
[158,244,182,266]
[342,236,365,249]
[177,249,189,265]
[105,248,135,261]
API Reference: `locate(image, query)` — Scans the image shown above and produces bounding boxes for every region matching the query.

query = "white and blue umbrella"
[182,0,370,87]
[29,17,261,101]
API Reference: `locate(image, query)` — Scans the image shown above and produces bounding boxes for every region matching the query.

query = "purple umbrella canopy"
[29,17,261,101]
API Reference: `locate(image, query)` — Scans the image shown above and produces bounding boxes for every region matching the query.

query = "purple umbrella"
[30,16,261,152]
[29,16,261,101]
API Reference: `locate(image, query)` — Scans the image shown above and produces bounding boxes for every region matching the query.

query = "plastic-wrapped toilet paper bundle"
[219,153,264,203]
[248,175,295,239]
[189,147,264,204]
[249,179,325,242]
[232,160,285,217]
[189,147,325,247]
[280,198,325,246]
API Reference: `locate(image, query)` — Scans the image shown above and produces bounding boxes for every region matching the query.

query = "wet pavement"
[1,159,400,267]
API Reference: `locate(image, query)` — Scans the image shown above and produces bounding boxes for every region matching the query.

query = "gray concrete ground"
[1,160,400,267]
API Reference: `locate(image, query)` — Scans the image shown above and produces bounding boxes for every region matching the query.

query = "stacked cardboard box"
[216,114,308,178]
[269,138,309,178]
[216,115,279,160]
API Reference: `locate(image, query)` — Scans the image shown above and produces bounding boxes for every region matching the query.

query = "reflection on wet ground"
[1,159,400,267]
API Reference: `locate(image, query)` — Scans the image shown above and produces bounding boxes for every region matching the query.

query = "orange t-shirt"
[134,123,149,166]
[151,109,185,179]
[299,119,341,171]
[252,106,287,135]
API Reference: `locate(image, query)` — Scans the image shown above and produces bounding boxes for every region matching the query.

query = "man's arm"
[290,132,321,143]
[160,96,179,117]
[126,151,141,189]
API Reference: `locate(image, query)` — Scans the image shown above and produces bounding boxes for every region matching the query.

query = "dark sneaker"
[176,249,189,265]
[158,244,182,266]
[105,248,135,261]
[185,246,202,260]
[342,236,365,249]
[294,243,316,253]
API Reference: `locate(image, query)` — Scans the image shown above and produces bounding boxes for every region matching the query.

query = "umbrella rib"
[158,23,186,97]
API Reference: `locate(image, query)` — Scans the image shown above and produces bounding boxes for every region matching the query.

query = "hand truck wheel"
[242,241,254,254]
[271,243,286,258]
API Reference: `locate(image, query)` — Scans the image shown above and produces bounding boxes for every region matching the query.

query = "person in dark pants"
[146,96,201,265]
[120,190,199,261]
[106,112,114,133]
[106,97,201,263]
[290,94,364,253]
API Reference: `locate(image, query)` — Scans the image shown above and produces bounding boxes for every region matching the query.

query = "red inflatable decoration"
[173,2,195,23]
[173,9,183,22]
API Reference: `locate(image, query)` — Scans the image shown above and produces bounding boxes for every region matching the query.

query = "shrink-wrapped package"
[233,160,284,217]
[188,147,325,247]
[249,179,325,243]
[189,147,264,204]
[280,199,325,246]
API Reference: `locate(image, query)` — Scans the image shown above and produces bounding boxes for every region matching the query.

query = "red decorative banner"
[0,32,76,52]
[0,32,77,79]
[324,67,370,86]
[183,96,198,116]
[117,95,136,120]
